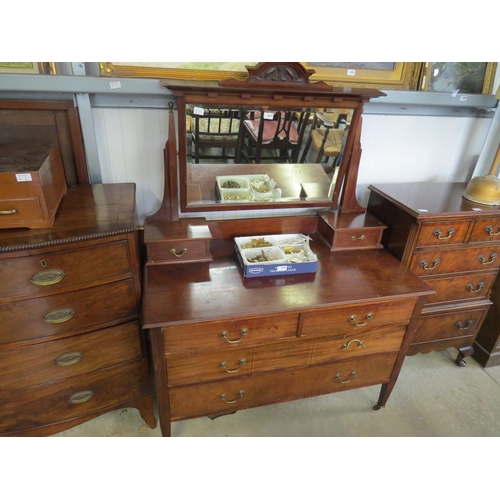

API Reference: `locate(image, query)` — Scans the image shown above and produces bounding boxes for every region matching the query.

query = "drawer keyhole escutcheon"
[335,371,357,384]
[54,351,84,366]
[433,228,455,240]
[479,253,498,265]
[220,329,248,343]
[170,248,188,257]
[456,320,474,331]
[420,258,441,271]
[69,390,95,404]
[43,308,75,324]
[466,282,484,293]
[220,390,245,404]
[31,269,66,286]
[351,235,366,241]
[349,313,373,327]
[485,225,500,236]
[342,339,365,350]
[219,359,246,373]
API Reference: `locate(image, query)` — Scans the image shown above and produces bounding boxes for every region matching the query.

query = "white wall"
[92,107,493,224]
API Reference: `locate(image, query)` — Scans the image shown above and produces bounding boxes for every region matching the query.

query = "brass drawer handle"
[351,235,366,241]
[433,228,455,240]
[69,390,95,404]
[456,320,474,331]
[349,313,373,327]
[220,328,248,344]
[342,339,365,350]
[420,258,441,271]
[0,209,17,215]
[31,269,66,286]
[43,308,75,324]
[335,371,357,384]
[170,248,188,257]
[485,225,500,236]
[479,253,498,265]
[220,359,246,373]
[466,282,484,293]
[54,351,84,366]
[220,390,244,404]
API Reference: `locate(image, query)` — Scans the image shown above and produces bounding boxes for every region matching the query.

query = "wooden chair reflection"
[241,110,310,164]
[300,112,349,166]
[190,108,243,163]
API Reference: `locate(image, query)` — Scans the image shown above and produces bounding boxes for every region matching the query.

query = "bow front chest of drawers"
[367,182,500,366]
[0,183,156,436]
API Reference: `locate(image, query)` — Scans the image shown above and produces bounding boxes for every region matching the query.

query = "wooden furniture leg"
[456,346,475,367]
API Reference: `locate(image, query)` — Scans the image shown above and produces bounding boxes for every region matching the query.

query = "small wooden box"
[0,144,67,229]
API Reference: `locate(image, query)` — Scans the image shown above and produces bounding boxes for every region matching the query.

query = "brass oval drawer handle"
[342,339,365,350]
[0,209,17,215]
[466,282,485,293]
[335,371,357,384]
[220,390,244,404]
[68,390,95,404]
[420,258,441,271]
[31,269,66,286]
[220,328,248,344]
[170,248,188,257]
[54,351,84,366]
[485,225,500,236]
[43,308,75,324]
[220,359,246,373]
[456,320,474,331]
[349,313,373,327]
[351,235,366,241]
[479,253,498,265]
[433,228,455,240]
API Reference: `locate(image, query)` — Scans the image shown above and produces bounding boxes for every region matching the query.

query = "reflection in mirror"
[184,105,354,208]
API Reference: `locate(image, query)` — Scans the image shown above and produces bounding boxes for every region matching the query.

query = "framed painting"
[419,62,498,94]
[302,62,423,90]
[99,62,256,81]
[0,62,56,74]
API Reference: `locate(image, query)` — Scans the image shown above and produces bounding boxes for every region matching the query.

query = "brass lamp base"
[463,174,500,206]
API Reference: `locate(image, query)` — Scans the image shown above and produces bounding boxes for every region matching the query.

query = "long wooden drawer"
[413,308,488,344]
[415,219,472,247]
[300,298,415,337]
[0,241,132,300]
[169,352,397,420]
[0,359,148,434]
[163,312,299,354]
[423,273,496,304]
[0,280,138,345]
[469,218,500,243]
[409,246,500,277]
[311,325,406,364]
[0,321,143,390]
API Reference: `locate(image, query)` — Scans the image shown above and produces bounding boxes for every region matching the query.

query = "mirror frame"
[161,63,385,216]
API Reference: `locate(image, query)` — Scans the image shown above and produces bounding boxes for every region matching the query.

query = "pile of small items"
[216,175,281,203]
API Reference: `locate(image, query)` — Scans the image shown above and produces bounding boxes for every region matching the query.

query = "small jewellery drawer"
[300,298,415,337]
[469,218,500,243]
[311,325,406,364]
[169,352,397,420]
[163,312,299,354]
[0,241,132,300]
[413,308,487,344]
[0,359,148,435]
[409,247,500,276]
[0,321,142,390]
[423,273,496,305]
[146,239,212,265]
[330,227,384,250]
[0,197,43,225]
[0,280,138,345]
[416,220,472,247]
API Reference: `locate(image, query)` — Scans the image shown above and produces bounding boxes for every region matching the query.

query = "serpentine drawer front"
[0,184,156,436]
[367,182,500,367]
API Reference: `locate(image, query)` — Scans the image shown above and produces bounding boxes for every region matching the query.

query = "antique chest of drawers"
[143,231,433,437]
[0,183,156,436]
[0,144,67,229]
[367,182,500,366]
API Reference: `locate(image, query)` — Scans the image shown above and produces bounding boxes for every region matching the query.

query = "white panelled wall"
[92,107,493,224]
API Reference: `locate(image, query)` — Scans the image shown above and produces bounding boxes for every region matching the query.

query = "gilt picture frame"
[419,62,497,94]
[0,62,56,74]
